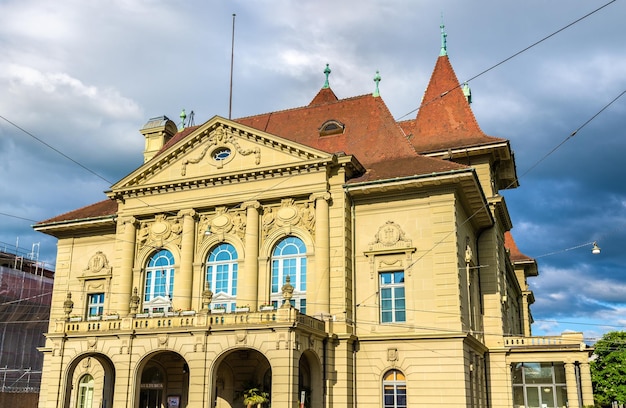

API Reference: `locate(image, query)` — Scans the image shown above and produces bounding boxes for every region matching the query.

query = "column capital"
[241,201,261,210]
[178,209,197,219]
[310,192,331,202]
[118,216,137,226]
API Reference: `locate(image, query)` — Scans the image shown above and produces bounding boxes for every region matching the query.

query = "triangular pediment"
[110,116,334,196]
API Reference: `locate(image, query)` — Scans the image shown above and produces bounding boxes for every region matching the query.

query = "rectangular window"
[512,362,567,408]
[87,293,104,317]
[380,271,405,323]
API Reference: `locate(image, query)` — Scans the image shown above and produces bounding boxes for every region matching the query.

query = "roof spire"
[439,13,448,57]
[323,63,331,89]
[373,70,381,97]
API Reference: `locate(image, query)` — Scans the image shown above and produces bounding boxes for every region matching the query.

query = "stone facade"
[35,55,594,408]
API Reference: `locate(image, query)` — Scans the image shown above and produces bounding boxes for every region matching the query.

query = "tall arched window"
[271,236,307,313]
[206,243,238,312]
[383,369,407,408]
[143,249,175,313]
[76,374,94,408]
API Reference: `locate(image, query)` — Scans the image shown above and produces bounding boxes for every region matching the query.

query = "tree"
[591,331,626,407]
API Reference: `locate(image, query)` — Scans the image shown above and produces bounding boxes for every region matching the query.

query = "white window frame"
[206,243,238,312]
[143,249,175,313]
[271,237,307,313]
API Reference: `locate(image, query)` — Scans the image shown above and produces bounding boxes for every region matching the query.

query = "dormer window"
[319,120,345,136]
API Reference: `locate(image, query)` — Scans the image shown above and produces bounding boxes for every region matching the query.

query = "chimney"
[140,116,178,163]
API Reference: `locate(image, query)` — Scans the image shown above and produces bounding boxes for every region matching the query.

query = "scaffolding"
[0,242,53,393]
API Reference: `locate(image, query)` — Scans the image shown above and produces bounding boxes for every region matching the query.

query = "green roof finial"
[179,108,187,130]
[373,70,381,97]
[440,14,448,56]
[323,64,331,89]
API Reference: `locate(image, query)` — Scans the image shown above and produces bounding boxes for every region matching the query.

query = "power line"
[396,0,617,121]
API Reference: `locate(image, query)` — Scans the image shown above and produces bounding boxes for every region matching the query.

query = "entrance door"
[139,387,163,408]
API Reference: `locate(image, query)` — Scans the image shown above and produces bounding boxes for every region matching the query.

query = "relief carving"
[198,207,246,242]
[365,221,416,278]
[137,214,183,249]
[83,251,112,276]
[181,126,261,175]
[262,198,315,238]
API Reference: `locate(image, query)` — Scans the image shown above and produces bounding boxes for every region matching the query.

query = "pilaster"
[176,209,196,310]
[311,192,331,316]
[241,201,260,309]
[564,362,580,408]
[117,216,136,316]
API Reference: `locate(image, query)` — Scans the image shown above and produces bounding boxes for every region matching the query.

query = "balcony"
[55,307,326,336]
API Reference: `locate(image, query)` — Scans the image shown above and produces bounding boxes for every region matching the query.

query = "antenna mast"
[229,13,236,119]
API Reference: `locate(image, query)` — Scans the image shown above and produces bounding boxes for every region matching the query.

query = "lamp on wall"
[591,242,601,255]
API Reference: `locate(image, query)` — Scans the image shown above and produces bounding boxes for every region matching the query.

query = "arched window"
[206,243,238,312]
[383,369,406,408]
[143,249,175,313]
[271,236,307,313]
[76,374,94,408]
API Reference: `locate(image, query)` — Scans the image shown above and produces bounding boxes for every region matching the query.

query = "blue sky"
[1,0,625,342]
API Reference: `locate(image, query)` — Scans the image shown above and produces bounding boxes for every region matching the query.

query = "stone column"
[241,201,260,309]
[564,362,580,408]
[311,192,331,317]
[579,362,594,407]
[176,209,196,311]
[118,216,137,316]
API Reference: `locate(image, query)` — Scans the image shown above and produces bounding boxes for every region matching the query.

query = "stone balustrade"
[56,307,326,335]
[504,332,586,350]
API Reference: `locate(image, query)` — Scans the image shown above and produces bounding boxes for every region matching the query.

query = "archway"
[213,348,272,408]
[63,353,115,408]
[299,350,323,408]
[136,351,189,408]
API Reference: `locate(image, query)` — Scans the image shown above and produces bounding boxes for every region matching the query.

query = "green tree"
[591,331,626,407]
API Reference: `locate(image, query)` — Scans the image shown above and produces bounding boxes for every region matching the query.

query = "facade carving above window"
[137,214,183,249]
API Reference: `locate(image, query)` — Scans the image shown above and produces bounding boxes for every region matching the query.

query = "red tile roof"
[36,199,117,225]
[401,56,505,153]
[38,55,510,226]
[504,231,534,262]
[235,93,419,168]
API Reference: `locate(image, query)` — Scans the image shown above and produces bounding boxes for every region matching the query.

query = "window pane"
[553,362,566,384]
[526,386,540,408]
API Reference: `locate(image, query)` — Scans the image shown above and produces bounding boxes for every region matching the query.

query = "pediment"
[110,116,334,195]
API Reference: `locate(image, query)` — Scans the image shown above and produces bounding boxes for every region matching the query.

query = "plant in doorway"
[239,384,269,408]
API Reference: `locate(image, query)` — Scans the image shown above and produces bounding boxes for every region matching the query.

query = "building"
[0,242,53,408]
[33,29,594,408]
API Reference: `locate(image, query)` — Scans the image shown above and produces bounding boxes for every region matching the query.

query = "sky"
[0,0,625,342]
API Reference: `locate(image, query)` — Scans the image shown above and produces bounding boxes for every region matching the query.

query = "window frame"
[143,249,175,313]
[206,243,239,312]
[382,369,407,408]
[76,374,94,408]
[87,293,105,317]
[379,271,406,323]
[270,236,307,313]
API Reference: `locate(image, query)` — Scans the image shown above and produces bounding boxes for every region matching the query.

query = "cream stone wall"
[36,118,594,408]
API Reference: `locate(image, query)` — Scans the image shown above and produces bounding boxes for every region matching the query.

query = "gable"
[110,116,335,195]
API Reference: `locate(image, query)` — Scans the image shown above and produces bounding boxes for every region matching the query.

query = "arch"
[210,347,272,408]
[299,350,323,408]
[197,233,245,263]
[62,353,115,408]
[382,368,407,408]
[134,350,190,408]
[260,226,314,258]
